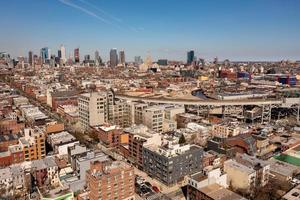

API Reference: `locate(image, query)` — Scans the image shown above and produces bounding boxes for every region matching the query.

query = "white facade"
[187,168,228,190]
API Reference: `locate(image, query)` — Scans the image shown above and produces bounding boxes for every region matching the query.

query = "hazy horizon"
[1,0,300,61]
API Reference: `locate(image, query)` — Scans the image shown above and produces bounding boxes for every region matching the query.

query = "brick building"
[94,125,128,148]
[86,160,135,200]
[0,118,25,134]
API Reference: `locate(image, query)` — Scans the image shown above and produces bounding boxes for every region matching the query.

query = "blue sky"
[0,0,299,61]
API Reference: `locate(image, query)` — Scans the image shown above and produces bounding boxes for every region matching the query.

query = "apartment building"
[86,160,135,200]
[79,91,131,131]
[186,168,246,200]
[31,156,59,187]
[212,123,240,138]
[47,131,79,155]
[164,105,185,121]
[143,142,203,186]
[132,103,148,125]
[19,127,46,161]
[224,153,270,192]
[0,144,24,167]
[108,100,132,128]
[143,106,164,133]
[94,125,128,148]
[124,125,162,168]
[78,91,113,131]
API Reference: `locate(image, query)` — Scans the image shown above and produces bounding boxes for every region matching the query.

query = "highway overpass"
[115,94,284,106]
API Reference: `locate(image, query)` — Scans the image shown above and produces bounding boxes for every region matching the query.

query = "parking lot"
[134,168,183,196]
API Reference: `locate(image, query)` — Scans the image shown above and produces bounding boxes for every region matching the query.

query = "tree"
[179,134,186,144]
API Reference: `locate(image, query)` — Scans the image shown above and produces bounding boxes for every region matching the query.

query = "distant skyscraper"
[74,48,80,63]
[110,48,118,67]
[40,47,50,64]
[95,50,101,66]
[28,51,33,66]
[60,45,66,63]
[58,50,62,58]
[157,59,168,66]
[134,56,143,65]
[187,50,195,65]
[119,50,125,65]
[84,55,90,62]
[214,57,218,65]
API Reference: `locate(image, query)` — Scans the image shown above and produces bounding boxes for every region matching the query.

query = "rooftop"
[48,131,77,145]
[224,159,254,175]
[95,124,120,132]
[199,183,246,200]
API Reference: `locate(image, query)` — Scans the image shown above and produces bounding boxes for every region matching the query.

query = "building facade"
[143,143,203,185]
[86,160,135,200]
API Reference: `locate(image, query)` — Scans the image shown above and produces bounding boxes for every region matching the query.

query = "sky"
[0,0,300,61]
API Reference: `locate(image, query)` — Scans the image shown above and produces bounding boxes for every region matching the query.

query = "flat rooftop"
[199,183,246,200]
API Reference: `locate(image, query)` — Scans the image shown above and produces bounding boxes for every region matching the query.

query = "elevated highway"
[115,94,283,106]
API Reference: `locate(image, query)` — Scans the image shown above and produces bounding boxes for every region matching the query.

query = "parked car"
[152,186,160,193]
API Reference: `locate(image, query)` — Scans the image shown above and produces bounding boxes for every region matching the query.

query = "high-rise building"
[134,56,143,66]
[157,59,168,66]
[60,45,66,63]
[119,50,125,65]
[28,51,33,66]
[213,57,218,65]
[74,48,80,63]
[84,55,90,62]
[94,50,101,66]
[187,50,195,65]
[78,91,114,131]
[40,47,50,64]
[58,50,61,58]
[110,48,118,68]
[78,91,131,131]
[86,160,135,200]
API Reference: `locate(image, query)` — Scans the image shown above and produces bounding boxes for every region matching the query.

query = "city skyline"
[0,0,300,61]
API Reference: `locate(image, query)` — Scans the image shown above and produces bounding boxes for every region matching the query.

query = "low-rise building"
[38,184,74,200]
[94,124,128,148]
[0,144,24,167]
[0,167,13,198]
[47,131,79,155]
[212,123,240,138]
[269,159,299,182]
[282,184,300,200]
[187,183,246,200]
[224,153,270,192]
[20,127,46,161]
[31,156,60,187]
[0,118,25,135]
[75,151,109,182]
[0,133,20,151]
